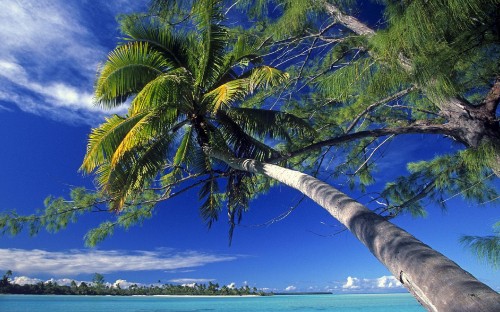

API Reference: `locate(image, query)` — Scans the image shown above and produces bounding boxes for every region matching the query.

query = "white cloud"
[12,276,42,285]
[164,269,196,274]
[168,278,216,284]
[182,283,197,288]
[0,0,132,125]
[113,279,143,289]
[376,275,402,288]
[227,282,236,289]
[0,103,13,112]
[342,276,360,289]
[0,59,128,125]
[0,1,96,66]
[0,248,238,276]
[341,275,404,292]
[285,285,297,291]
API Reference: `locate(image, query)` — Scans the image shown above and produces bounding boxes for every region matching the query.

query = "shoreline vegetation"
[0,271,272,297]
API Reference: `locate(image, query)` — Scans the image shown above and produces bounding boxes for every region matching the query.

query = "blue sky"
[0,0,498,294]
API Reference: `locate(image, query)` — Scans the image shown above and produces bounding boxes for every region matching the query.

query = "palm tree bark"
[208,148,500,312]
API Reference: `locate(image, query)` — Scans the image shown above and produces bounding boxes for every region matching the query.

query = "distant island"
[274,292,332,295]
[0,271,270,296]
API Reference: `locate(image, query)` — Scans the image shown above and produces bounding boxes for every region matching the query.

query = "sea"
[0,293,425,311]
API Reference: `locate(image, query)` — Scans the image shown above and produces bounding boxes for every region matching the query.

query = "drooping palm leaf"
[81,113,148,173]
[215,110,279,160]
[107,132,177,211]
[112,103,188,168]
[225,107,315,141]
[226,172,252,243]
[162,126,196,184]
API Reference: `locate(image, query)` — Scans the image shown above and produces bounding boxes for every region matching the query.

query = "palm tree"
[82,1,500,310]
[81,0,310,236]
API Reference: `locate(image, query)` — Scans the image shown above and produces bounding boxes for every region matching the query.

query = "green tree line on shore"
[0,271,267,296]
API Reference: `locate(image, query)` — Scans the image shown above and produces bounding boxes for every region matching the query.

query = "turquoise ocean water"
[0,294,425,311]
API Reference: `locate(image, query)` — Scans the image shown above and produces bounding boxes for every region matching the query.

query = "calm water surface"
[0,294,425,311]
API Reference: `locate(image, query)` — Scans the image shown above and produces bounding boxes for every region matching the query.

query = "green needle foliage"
[461,221,500,269]
[237,0,499,265]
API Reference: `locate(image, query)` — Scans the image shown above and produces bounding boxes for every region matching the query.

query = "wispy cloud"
[164,269,196,274]
[0,0,132,125]
[285,285,297,291]
[168,278,216,284]
[0,103,13,112]
[0,248,238,276]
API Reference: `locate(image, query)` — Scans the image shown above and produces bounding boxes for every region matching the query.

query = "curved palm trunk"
[208,149,500,312]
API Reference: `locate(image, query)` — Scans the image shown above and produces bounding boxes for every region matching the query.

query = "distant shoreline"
[150,294,260,298]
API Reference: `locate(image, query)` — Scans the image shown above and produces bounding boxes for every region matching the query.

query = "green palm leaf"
[107,132,176,211]
[95,42,171,108]
[225,107,314,141]
[81,113,147,173]
[162,126,196,184]
[215,35,263,85]
[192,0,228,91]
[130,68,193,115]
[199,176,222,228]
[119,14,189,68]
[203,79,249,113]
[249,65,289,92]
[215,110,278,160]
[226,172,252,244]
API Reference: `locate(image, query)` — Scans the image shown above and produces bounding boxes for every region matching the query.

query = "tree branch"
[483,77,500,115]
[268,123,454,163]
[323,3,375,36]
[345,86,418,133]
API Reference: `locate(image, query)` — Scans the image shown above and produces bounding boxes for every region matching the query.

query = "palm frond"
[215,35,263,85]
[95,42,171,108]
[162,126,196,184]
[227,35,263,68]
[199,175,222,228]
[191,0,228,91]
[248,65,289,93]
[81,114,147,174]
[225,107,315,141]
[111,104,186,168]
[215,110,279,160]
[130,68,193,115]
[119,14,189,68]
[226,172,252,244]
[107,132,176,211]
[203,79,249,113]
